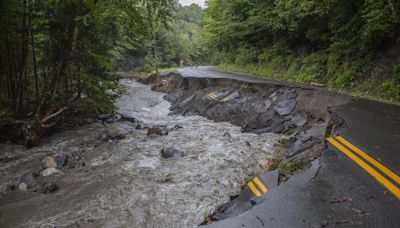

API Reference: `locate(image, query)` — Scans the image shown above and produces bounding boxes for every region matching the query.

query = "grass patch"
[214,63,400,105]
[277,160,305,177]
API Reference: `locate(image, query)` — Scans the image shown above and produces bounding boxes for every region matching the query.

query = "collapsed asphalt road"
[174,67,400,227]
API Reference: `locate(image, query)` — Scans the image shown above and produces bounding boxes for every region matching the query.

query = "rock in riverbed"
[99,128,126,141]
[40,168,63,177]
[147,126,169,137]
[42,156,57,169]
[20,170,37,188]
[18,183,28,191]
[223,132,232,137]
[161,147,185,158]
[39,182,59,194]
[55,154,68,168]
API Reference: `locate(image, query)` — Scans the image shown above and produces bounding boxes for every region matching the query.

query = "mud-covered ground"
[0,80,283,227]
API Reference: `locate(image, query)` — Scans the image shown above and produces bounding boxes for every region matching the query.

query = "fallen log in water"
[0,107,67,147]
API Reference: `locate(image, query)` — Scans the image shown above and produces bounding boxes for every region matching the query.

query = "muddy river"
[0,80,283,227]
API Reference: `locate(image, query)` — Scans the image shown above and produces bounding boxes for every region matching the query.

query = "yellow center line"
[248,181,262,197]
[253,177,268,193]
[208,93,217,98]
[327,137,400,199]
[207,94,217,100]
[335,136,400,185]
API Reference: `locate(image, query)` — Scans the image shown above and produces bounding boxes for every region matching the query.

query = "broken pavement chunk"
[274,99,296,116]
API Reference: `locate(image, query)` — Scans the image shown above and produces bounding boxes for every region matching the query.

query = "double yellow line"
[207,93,230,102]
[327,136,400,199]
[207,93,217,100]
[247,177,268,197]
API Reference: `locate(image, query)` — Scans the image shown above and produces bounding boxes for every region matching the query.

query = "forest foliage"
[0,0,175,120]
[202,0,400,101]
[142,3,206,72]
[0,0,175,145]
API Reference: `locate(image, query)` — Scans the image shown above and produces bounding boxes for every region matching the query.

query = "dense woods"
[0,0,175,145]
[141,3,205,72]
[202,0,400,101]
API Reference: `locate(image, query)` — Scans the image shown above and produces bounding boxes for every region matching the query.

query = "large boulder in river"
[19,170,37,188]
[161,147,185,158]
[42,156,57,169]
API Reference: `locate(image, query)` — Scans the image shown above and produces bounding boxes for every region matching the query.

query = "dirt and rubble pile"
[146,73,350,164]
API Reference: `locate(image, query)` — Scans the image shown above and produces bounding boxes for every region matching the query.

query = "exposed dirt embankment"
[146,73,350,168]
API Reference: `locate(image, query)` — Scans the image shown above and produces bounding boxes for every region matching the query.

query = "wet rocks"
[291,112,308,127]
[55,154,68,168]
[157,126,169,136]
[18,182,28,191]
[171,124,183,131]
[161,147,185,158]
[220,90,240,102]
[99,128,126,141]
[98,114,121,124]
[163,94,177,103]
[181,95,196,106]
[274,99,296,116]
[280,90,297,100]
[135,124,147,130]
[19,170,37,188]
[78,161,87,172]
[287,123,328,157]
[120,113,137,123]
[98,113,112,121]
[40,168,63,177]
[269,91,279,101]
[39,182,59,194]
[264,99,272,109]
[147,125,169,137]
[246,110,284,134]
[42,156,57,169]
[147,128,158,136]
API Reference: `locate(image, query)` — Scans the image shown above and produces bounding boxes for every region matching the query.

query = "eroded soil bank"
[148,73,350,173]
[0,80,283,227]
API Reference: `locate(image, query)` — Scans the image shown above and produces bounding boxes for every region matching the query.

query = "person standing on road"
[179,59,184,68]
[195,60,199,69]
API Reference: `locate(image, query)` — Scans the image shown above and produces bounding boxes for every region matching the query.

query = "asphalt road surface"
[179,67,400,227]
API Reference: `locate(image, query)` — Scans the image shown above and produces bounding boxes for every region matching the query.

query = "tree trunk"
[30,15,39,102]
[17,0,31,116]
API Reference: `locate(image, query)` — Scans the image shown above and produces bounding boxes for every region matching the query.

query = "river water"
[0,80,282,227]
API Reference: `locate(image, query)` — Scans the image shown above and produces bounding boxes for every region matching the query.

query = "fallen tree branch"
[41,107,67,123]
